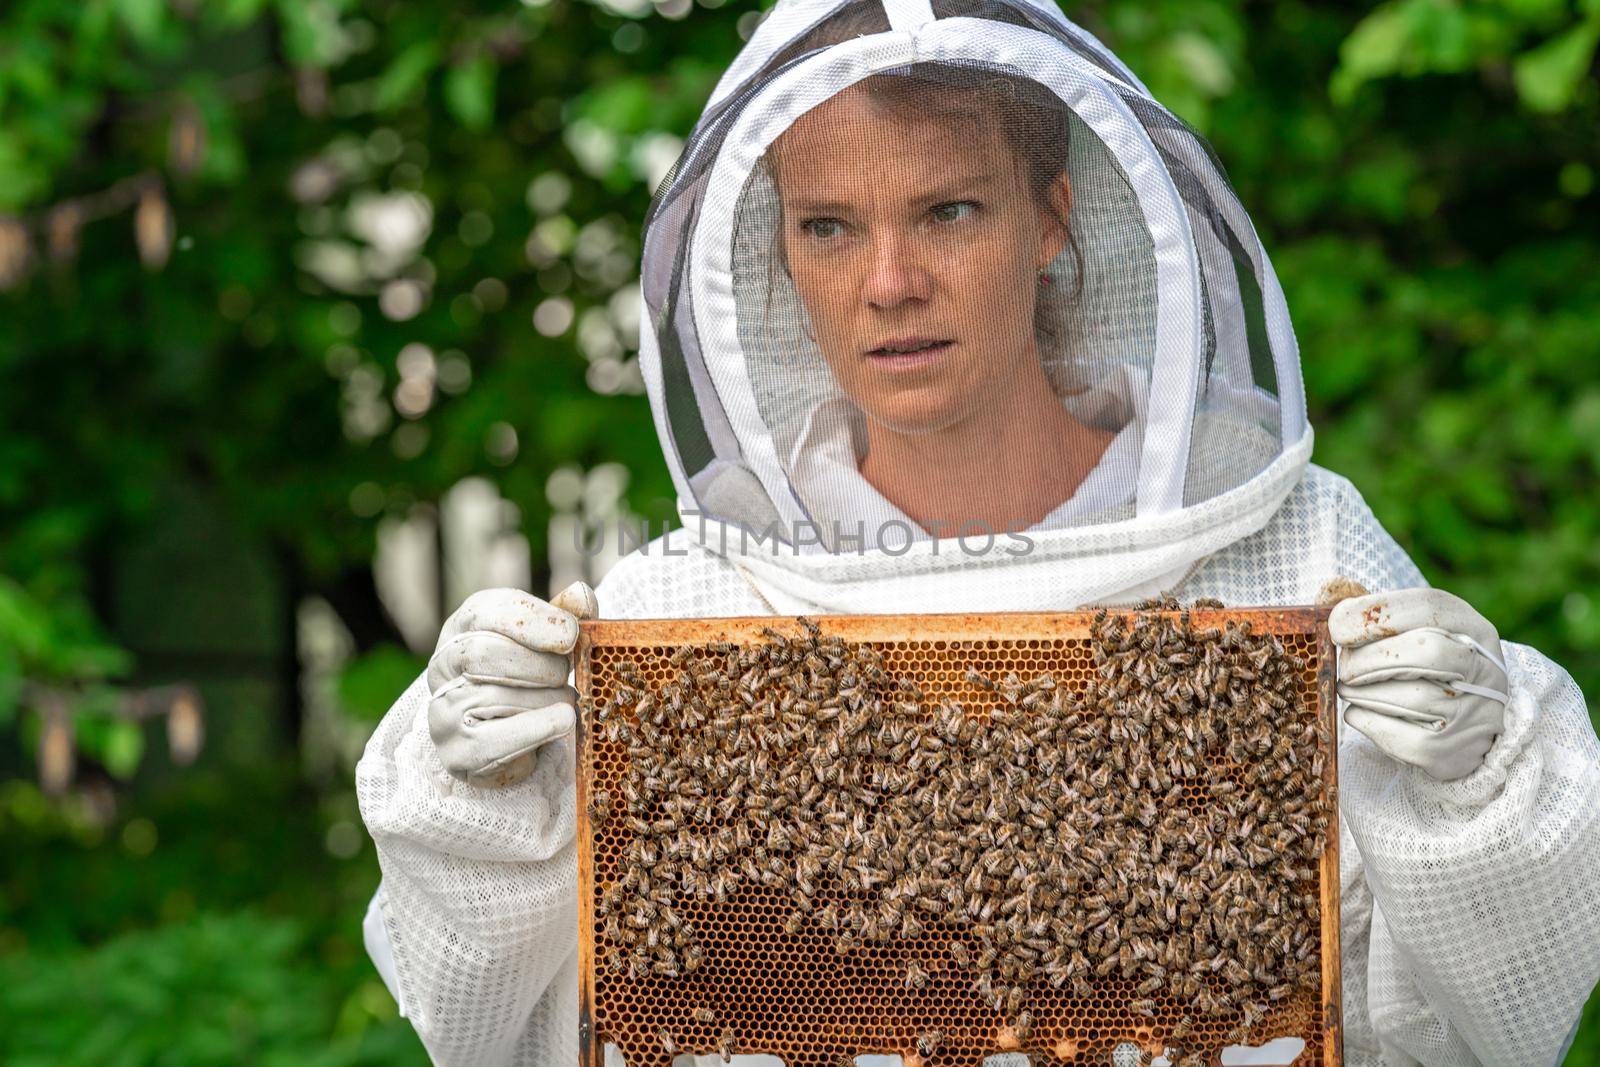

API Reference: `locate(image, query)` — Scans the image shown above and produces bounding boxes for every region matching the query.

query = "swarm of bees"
[587,597,1330,1061]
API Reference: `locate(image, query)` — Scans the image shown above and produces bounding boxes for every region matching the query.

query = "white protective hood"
[637,0,1311,614]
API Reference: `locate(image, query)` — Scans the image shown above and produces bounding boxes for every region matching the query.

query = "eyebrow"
[785,172,1003,217]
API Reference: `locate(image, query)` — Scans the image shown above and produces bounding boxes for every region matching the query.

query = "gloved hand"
[1328,587,1509,781]
[427,581,599,788]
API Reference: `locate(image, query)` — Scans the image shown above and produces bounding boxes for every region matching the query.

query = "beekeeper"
[355,1,1600,1064]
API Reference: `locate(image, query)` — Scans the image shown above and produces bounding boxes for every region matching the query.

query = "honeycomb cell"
[577,608,1339,1066]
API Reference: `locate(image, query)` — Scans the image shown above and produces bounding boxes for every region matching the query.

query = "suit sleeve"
[355,670,579,1066]
[1330,479,1600,1063]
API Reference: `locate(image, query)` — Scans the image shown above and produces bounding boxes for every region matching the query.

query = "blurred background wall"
[0,0,1596,1061]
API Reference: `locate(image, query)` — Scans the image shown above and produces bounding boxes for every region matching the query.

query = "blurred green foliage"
[337,642,426,723]
[0,0,1596,1061]
[0,773,427,1064]
[0,912,427,1067]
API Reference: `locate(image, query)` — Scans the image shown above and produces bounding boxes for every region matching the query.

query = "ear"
[1036,171,1072,270]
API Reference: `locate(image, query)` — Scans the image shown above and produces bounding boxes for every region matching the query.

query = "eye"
[801,217,846,240]
[930,200,979,223]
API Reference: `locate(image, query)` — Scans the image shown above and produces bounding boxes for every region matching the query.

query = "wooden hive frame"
[575,607,1341,1066]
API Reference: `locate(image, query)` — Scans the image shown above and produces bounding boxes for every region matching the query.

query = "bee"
[657,1027,675,1054]
[682,943,705,973]
[693,1005,716,1024]
[916,1030,943,1055]
[966,668,999,692]
[594,621,1326,1033]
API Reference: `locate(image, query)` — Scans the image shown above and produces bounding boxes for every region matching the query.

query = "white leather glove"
[427,581,598,788]
[1329,587,1509,781]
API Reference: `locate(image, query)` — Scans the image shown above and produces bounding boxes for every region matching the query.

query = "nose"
[862,233,932,310]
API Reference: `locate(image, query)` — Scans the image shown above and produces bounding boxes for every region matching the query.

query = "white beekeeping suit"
[355,0,1600,1063]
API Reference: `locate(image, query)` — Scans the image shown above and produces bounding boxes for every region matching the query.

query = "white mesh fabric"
[356,463,1600,1064]
[696,420,1305,618]
[684,35,1212,540]
[706,0,1154,126]
[643,0,1305,565]
[1341,641,1600,1065]
[355,673,580,1066]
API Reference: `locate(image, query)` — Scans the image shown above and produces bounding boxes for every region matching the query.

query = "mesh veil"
[732,66,1163,538]
[639,0,1305,561]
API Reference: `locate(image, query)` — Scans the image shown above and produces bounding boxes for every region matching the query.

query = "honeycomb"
[575,609,1341,1066]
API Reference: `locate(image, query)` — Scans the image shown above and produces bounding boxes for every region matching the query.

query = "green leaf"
[1166,31,1235,97]
[0,648,20,728]
[193,86,247,185]
[1513,18,1600,113]
[211,0,270,27]
[0,579,54,662]
[273,0,353,67]
[1332,2,1412,103]
[575,77,656,134]
[0,128,49,210]
[99,720,145,779]
[114,0,166,48]
[59,638,133,681]
[1408,0,1473,71]
[7,53,57,102]
[1330,0,1484,101]
[374,40,440,112]
[337,644,425,723]
[444,55,497,132]
[1501,0,1571,21]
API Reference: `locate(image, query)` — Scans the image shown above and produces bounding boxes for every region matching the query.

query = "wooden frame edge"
[576,627,598,1067]
[1318,619,1343,1065]
[573,606,1342,1065]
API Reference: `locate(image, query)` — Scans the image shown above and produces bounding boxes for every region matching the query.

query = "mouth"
[866,337,954,367]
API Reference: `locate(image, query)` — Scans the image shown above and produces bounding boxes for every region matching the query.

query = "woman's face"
[771,81,1070,435]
